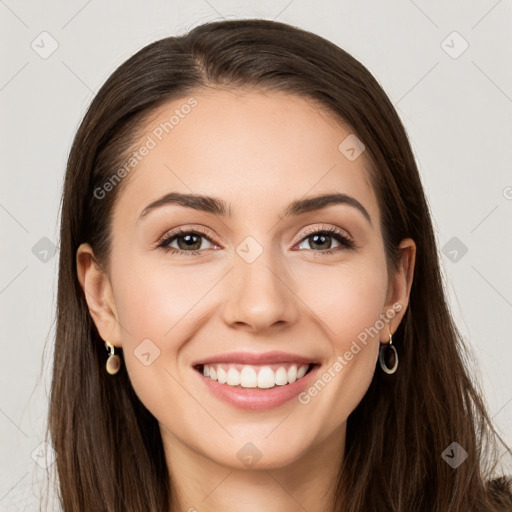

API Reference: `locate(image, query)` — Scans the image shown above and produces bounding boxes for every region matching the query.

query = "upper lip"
[192,351,318,367]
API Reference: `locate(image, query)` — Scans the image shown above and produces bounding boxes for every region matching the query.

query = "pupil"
[179,234,200,250]
[311,234,330,250]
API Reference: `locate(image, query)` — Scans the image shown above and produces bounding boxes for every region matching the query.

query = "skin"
[77,88,416,512]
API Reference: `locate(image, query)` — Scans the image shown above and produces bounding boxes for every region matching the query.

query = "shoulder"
[487,475,512,511]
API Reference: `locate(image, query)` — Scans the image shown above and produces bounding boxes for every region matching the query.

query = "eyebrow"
[138,192,372,226]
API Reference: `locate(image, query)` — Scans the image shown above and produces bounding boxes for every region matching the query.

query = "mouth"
[191,351,322,410]
[193,362,317,390]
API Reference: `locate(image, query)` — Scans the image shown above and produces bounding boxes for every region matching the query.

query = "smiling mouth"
[194,362,317,390]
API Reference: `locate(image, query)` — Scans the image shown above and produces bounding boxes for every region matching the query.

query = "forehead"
[112,88,379,226]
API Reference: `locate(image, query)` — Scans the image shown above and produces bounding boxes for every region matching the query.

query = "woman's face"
[78,88,414,471]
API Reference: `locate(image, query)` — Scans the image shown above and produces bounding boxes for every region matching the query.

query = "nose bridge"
[222,234,297,331]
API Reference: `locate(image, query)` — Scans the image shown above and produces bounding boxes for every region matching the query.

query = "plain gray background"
[1,1,511,509]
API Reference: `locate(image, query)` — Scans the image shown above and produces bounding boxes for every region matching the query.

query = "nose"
[221,244,299,334]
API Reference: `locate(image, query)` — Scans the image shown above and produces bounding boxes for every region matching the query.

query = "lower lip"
[195,365,320,411]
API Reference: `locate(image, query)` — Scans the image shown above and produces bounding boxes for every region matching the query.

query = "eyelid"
[155,225,219,250]
[294,224,353,246]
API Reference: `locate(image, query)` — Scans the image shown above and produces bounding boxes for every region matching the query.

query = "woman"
[47,18,512,511]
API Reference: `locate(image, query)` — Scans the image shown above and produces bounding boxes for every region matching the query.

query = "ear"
[380,238,416,342]
[76,243,123,348]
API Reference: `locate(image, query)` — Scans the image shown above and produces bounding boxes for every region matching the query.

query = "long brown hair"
[46,18,511,511]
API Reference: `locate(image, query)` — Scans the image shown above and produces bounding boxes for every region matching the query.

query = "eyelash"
[156,226,355,257]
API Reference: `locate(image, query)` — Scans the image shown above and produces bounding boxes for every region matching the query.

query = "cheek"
[112,257,218,339]
[295,255,389,345]
[292,256,388,414]
[109,259,214,423]
[109,255,223,396]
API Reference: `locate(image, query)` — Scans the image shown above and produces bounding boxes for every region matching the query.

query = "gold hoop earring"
[378,332,398,374]
[105,340,121,375]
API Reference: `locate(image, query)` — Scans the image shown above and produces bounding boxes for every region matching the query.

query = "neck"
[162,424,346,512]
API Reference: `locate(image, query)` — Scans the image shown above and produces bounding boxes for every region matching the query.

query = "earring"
[379,332,398,374]
[104,340,121,375]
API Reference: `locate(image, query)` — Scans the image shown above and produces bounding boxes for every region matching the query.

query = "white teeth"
[287,365,297,384]
[201,363,311,389]
[240,366,257,388]
[257,366,275,389]
[297,364,308,379]
[217,366,227,384]
[275,367,288,386]
[226,368,240,386]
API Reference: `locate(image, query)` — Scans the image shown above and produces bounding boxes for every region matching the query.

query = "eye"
[296,226,354,255]
[157,227,217,256]
[156,225,354,257]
